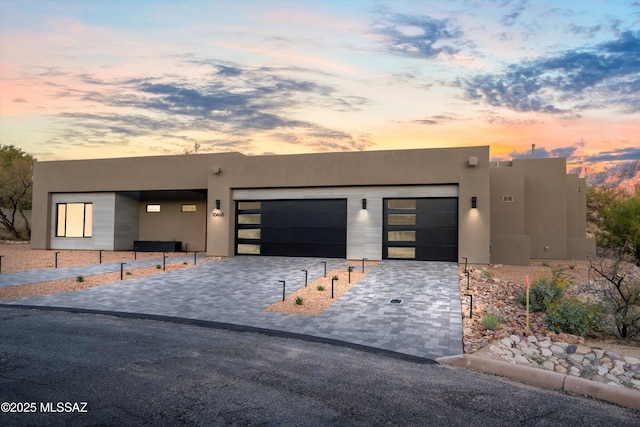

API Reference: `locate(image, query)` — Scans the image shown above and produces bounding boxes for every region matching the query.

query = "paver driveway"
[2,256,463,360]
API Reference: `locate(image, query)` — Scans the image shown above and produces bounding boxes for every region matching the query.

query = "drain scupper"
[388,298,403,304]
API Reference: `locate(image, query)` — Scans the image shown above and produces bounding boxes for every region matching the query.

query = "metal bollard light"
[280,280,286,301]
[321,261,327,277]
[55,252,60,268]
[464,293,473,318]
[302,270,308,287]
[331,276,338,299]
[0,255,3,274]
[120,263,126,280]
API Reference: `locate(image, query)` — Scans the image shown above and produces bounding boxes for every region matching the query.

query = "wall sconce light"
[471,196,477,209]
[362,198,367,210]
[212,199,224,217]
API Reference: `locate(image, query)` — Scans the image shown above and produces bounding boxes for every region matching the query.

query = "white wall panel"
[234,185,458,260]
[50,193,116,250]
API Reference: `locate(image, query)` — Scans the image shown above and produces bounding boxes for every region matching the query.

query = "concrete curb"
[437,354,640,411]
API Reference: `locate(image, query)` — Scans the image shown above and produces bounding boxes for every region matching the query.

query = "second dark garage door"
[236,199,347,258]
[383,197,458,262]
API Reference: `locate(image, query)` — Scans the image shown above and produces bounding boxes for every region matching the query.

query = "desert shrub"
[589,255,640,339]
[545,298,602,337]
[76,276,84,283]
[517,265,570,312]
[480,313,504,331]
[481,269,493,279]
[295,297,303,305]
[316,285,325,291]
[517,277,565,312]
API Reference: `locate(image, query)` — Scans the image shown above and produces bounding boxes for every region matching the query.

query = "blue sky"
[0,0,638,170]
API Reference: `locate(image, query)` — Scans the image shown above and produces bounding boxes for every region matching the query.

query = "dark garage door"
[383,198,458,261]
[236,199,347,258]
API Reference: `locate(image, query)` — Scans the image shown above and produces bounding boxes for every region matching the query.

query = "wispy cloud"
[371,10,464,58]
[46,59,373,152]
[500,0,528,27]
[462,31,640,115]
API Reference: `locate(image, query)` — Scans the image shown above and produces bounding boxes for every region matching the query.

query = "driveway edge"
[437,354,640,410]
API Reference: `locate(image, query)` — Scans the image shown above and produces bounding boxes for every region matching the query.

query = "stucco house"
[30,146,595,265]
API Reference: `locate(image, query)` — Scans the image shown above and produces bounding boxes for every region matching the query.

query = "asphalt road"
[1,307,639,426]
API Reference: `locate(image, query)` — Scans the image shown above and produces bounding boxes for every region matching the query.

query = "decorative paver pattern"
[1,256,463,360]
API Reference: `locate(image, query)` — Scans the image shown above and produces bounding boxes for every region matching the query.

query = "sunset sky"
[1,0,638,170]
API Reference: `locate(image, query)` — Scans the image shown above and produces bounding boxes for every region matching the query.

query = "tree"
[598,195,640,264]
[0,145,34,239]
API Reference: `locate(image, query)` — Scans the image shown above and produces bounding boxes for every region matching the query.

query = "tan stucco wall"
[32,147,491,263]
[206,147,491,263]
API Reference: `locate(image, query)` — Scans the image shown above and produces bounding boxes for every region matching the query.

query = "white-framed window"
[56,203,93,237]
[146,204,161,212]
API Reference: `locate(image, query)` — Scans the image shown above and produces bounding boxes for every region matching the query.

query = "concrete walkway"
[1,256,463,361]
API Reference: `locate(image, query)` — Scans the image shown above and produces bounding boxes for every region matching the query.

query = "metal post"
[99,250,103,264]
[331,276,337,298]
[362,257,367,273]
[463,256,468,274]
[464,293,473,318]
[163,252,166,271]
[280,280,286,301]
[0,255,3,274]
[55,252,60,269]
[466,271,470,291]
[134,251,137,260]
[348,266,353,283]
[120,263,126,280]
[185,243,189,254]
[322,261,327,277]
[194,251,197,265]
[302,270,308,287]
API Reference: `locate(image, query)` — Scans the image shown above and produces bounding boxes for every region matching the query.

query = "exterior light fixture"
[212,199,224,217]
[362,198,367,210]
[471,196,477,209]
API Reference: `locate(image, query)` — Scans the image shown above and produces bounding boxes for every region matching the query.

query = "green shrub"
[518,265,572,312]
[76,276,84,283]
[317,285,325,291]
[295,297,303,305]
[155,264,162,269]
[517,277,565,312]
[480,313,504,331]
[481,269,493,279]
[545,298,602,336]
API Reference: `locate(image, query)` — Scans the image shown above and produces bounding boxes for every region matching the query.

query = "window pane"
[388,214,416,225]
[238,201,261,210]
[84,203,93,237]
[238,214,261,224]
[181,204,197,212]
[146,204,160,212]
[388,231,416,241]
[237,244,260,254]
[238,229,261,239]
[388,199,416,209]
[65,203,85,237]
[56,204,66,237]
[388,247,415,259]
